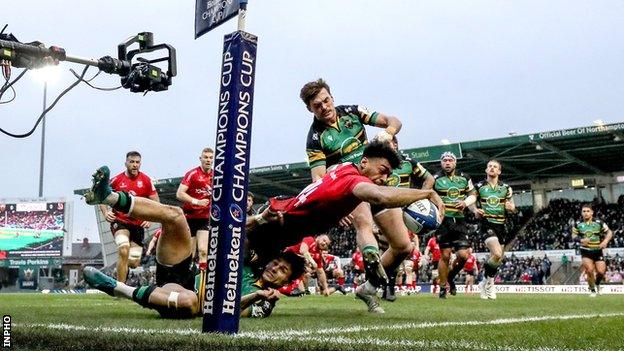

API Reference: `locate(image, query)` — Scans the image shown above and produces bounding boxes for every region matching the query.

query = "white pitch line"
[16,322,584,351]
[238,311,624,337]
[18,312,624,351]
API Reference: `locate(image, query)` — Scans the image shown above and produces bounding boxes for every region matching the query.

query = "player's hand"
[338,214,353,229]
[320,288,330,297]
[429,192,445,222]
[373,129,393,143]
[504,201,515,212]
[259,208,284,226]
[455,200,467,210]
[599,242,608,249]
[309,260,318,271]
[474,208,485,219]
[257,288,281,302]
[580,238,590,246]
[104,211,116,222]
[196,199,210,207]
[140,221,151,229]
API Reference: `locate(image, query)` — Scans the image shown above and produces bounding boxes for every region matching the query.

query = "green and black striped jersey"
[433,171,475,218]
[572,219,610,251]
[475,180,513,224]
[386,152,430,188]
[306,105,379,169]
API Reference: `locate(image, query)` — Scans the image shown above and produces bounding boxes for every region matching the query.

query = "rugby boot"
[438,287,447,299]
[449,280,457,296]
[383,285,397,302]
[335,285,348,295]
[84,166,112,205]
[478,279,488,300]
[363,250,388,287]
[355,285,385,314]
[83,266,116,296]
[589,288,597,298]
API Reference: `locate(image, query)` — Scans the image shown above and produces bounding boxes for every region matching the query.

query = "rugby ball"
[403,199,441,234]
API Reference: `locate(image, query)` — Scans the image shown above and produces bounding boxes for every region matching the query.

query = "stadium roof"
[75,122,624,203]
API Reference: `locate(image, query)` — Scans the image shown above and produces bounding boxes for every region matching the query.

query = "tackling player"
[474,159,516,300]
[300,79,421,312]
[99,151,159,283]
[176,148,214,271]
[425,151,476,298]
[572,204,613,297]
[82,167,304,318]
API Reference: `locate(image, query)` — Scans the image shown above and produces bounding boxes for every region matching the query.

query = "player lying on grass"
[82,166,304,318]
[245,141,445,312]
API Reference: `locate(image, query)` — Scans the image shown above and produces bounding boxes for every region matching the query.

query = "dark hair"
[362,140,400,169]
[126,151,141,159]
[300,78,331,107]
[278,251,305,281]
[582,203,593,211]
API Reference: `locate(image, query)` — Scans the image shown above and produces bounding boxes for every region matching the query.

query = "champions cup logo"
[211,204,221,222]
[229,204,244,223]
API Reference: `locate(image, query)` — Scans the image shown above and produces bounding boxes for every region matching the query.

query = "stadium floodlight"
[30,65,61,85]
[593,119,605,126]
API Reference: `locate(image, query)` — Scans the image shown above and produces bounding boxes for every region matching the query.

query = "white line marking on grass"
[17,323,582,351]
[240,312,624,337]
[19,312,624,351]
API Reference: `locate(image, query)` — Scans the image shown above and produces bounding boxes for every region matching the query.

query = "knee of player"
[165,205,185,223]
[117,245,130,258]
[176,291,198,311]
[491,251,503,262]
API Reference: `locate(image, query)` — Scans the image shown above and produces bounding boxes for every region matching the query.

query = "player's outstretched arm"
[352,182,445,213]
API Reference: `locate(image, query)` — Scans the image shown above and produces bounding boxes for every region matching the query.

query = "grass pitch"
[2,292,624,350]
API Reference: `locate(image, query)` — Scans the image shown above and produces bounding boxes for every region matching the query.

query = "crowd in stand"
[2,205,65,231]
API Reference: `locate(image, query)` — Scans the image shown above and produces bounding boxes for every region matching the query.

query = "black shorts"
[186,218,210,238]
[111,221,145,246]
[156,255,197,291]
[481,220,512,245]
[436,217,470,251]
[580,249,604,262]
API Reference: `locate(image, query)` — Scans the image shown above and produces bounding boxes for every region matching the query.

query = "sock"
[362,245,379,256]
[132,285,157,308]
[363,281,377,294]
[198,261,207,271]
[484,259,501,278]
[112,191,133,213]
[114,282,136,299]
[596,274,603,286]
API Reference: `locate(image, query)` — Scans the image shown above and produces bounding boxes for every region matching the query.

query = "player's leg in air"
[479,230,504,300]
[83,166,199,318]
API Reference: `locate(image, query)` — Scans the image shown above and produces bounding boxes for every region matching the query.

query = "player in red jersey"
[246,141,445,313]
[321,250,347,295]
[285,235,331,295]
[423,235,442,293]
[351,247,365,288]
[176,148,214,271]
[462,248,478,294]
[99,151,159,283]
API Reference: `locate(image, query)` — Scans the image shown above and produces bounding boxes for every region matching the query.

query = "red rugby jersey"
[427,237,441,262]
[180,166,213,219]
[110,171,157,226]
[269,163,372,237]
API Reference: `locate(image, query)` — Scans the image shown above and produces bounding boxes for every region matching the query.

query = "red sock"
[198,262,207,271]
